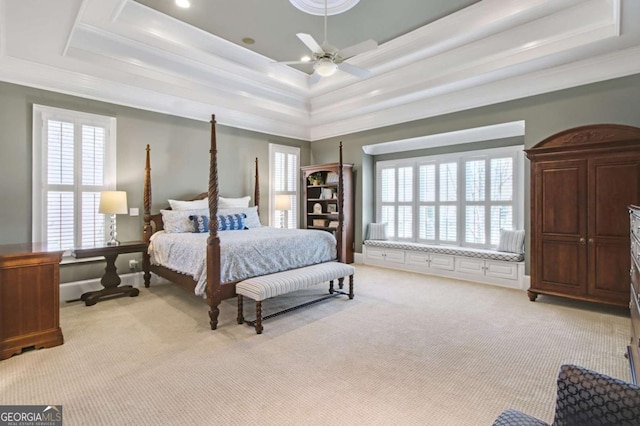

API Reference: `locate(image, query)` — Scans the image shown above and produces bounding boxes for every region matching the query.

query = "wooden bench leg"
[329,280,334,294]
[255,301,263,334]
[237,295,244,324]
[338,277,344,289]
[348,275,354,299]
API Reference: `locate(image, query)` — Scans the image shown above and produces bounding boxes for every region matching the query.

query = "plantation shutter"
[33,105,116,251]
[269,144,299,228]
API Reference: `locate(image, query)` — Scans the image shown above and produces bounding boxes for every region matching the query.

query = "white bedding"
[148,227,337,296]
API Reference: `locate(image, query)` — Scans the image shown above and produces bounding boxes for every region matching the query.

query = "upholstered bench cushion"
[364,240,524,262]
[236,262,356,301]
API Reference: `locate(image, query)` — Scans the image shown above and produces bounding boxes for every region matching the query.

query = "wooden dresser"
[629,206,640,384]
[0,243,64,360]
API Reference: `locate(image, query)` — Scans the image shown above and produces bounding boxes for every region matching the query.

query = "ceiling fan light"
[314,58,338,77]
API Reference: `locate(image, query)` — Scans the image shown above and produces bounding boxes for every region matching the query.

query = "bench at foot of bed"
[236,262,355,334]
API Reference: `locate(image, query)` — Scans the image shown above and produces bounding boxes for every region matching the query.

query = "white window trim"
[32,104,117,249]
[268,143,300,228]
[376,145,524,249]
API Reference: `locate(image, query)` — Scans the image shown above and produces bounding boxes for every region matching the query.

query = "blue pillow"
[189,215,210,233]
[217,213,246,231]
[189,214,247,232]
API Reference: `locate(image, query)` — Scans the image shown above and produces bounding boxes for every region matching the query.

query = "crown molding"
[0,0,634,142]
[362,121,525,155]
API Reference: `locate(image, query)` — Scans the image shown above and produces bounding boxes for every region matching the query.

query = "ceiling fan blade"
[337,62,372,78]
[338,39,378,60]
[276,60,313,65]
[296,33,324,55]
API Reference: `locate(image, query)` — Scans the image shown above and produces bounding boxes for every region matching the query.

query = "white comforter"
[148,227,337,296]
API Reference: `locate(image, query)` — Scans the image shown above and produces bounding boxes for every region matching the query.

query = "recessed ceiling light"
[242,37,255,45]
[301,55,311,62]
[175,0,190,9]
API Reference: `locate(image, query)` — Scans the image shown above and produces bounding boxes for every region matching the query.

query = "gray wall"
[0,81,310,283]
[2,72,639,282]
[310,73,640,264]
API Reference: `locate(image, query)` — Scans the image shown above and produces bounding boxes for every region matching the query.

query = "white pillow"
[497,229,525,254]
[218,206,261,229]
[367,223,388,240]
[161,209,209,233]
[219,196,251,209]
[168,198,208,211]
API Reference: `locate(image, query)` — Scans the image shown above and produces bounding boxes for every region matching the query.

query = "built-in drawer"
[430,253,455,271]
[485,261,519,281]
[456,257,485,275]
[384,249,405,265]
[406,251,428,267]
[365,246,385,262]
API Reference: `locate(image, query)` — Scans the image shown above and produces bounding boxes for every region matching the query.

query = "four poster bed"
[142,115,347,330]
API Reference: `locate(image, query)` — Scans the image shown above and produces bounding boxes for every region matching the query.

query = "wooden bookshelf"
[301,163,354,263]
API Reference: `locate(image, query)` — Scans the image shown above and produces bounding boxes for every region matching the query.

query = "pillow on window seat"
[367,223,388,240]
[497,229,525,254]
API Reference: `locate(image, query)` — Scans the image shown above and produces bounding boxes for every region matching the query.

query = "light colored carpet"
[0,265,631,425]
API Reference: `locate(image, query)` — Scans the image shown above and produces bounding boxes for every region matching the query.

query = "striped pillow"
[367,223,388,240]
[217,213,246,231]
[189,214,247,232]
[497,229,525,254]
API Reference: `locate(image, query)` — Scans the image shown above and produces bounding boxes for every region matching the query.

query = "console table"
[71,241,147,306]
[0,243,64,360]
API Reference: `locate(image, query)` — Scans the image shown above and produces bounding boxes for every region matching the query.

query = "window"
[32,105,117,250]
[376,145,523,249]
[269,143,299,228]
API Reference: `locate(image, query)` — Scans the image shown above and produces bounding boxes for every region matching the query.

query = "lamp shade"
[275,194,292,211]
[99,191,128,215]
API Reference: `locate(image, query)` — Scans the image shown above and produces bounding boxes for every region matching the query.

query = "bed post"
[142,144,152,287]
[207,114,222,330]
[337,142,344,263]
[254,157,260,215]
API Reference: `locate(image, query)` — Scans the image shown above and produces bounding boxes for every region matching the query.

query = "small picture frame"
[326,172,339,183]
[313,203,323,214]
[327,204,337,213]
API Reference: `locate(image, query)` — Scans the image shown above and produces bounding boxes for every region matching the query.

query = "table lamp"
[275,194,292,229]
[99,190,128,246]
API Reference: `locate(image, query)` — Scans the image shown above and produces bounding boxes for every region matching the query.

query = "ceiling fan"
[278,0,377,83]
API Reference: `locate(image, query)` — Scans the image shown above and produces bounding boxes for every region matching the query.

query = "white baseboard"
[523,274,531,290]
[353,252,363,264]
[59,272,166,303]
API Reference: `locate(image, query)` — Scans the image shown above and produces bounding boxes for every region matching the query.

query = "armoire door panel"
[539,240,586,294]
[590,159,640,238]
[590,242,629,302]
[539,160,587,236]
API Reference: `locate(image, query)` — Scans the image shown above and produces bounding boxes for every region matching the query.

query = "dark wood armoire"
[526,124,640,307]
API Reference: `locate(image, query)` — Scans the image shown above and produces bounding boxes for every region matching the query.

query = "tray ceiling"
[0,0,639,141]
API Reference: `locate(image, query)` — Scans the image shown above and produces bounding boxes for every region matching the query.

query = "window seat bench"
[363,240,525,290]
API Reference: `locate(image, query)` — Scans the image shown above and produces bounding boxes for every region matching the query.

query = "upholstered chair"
[492,364,640,425]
